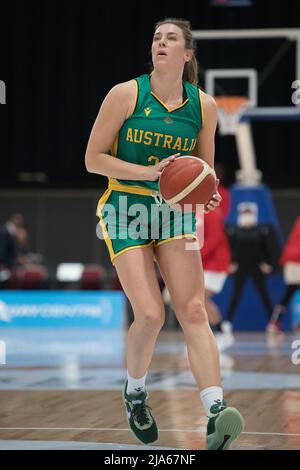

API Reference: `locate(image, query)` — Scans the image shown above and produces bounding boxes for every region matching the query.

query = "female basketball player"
[85,18,243,450]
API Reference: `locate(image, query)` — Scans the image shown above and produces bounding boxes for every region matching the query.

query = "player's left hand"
[204,179,222,213]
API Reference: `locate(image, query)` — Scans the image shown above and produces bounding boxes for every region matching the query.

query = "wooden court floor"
[0,330,300,450]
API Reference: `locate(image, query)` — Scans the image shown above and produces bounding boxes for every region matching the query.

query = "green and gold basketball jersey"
[111,74,204,191]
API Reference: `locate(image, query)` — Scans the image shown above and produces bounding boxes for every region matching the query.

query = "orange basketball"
[159,156,217,212]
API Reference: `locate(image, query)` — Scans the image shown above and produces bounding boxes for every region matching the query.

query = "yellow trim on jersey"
[112,241,154,264]
[124,80,139,119]
[198,89,204,127]
[111,133,119,157]
[154,234,197,247]
[111,80,138,158]
[108,178,159,196]
[131,79,139,115]
[151,92,189,113]
[97,189,115,261]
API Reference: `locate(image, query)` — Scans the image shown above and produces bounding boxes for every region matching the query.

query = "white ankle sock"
[127,371,147,396]
[200,386,223,415]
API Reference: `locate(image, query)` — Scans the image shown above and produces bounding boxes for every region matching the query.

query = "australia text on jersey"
[125,127,197,152]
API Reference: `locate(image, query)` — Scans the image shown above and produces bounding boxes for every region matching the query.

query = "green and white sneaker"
[206,399,244,450]
[123,380,158,445]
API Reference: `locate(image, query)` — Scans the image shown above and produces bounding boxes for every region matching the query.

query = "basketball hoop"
[215,96,249,135]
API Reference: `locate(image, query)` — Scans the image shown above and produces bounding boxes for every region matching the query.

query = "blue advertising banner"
[291,291,300,329]
[0,291,125,328]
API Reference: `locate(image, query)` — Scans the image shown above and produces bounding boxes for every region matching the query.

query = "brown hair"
[154,18,199,85]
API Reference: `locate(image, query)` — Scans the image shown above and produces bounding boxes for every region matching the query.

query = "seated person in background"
[0,214,22,269]
[0,213,31,286]
[13,213,30,266]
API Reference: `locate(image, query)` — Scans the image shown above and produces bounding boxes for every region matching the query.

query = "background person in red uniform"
[268,215,300,333]
[197,182,234,351]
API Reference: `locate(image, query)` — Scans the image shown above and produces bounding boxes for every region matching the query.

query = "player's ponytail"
[184,55,199,86]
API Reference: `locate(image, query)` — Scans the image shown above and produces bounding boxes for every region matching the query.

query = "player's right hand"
[148,153,180,181]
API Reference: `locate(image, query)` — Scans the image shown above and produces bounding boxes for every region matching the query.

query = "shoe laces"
[209,399,227,415]
[132,400,151,426]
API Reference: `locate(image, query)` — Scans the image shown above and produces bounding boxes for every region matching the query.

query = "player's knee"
[138,309,165,331]
[179,298,208,326]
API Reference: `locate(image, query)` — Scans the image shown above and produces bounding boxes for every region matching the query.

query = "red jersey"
[218,184,231,219]
[198,208,231,272]
[280,216,300,265]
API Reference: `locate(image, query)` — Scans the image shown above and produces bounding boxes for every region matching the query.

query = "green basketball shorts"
[97,181,197,264]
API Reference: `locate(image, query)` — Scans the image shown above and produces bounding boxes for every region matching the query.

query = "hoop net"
[215,96,250,135]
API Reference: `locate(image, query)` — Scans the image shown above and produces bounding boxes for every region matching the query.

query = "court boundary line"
[0,427,300,437]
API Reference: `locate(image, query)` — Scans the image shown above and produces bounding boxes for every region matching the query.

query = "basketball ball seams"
[174,174,216,208]
[161,164,204,199]
[161,158,216,206]
[159,157,209,199]
[161,156,202,178]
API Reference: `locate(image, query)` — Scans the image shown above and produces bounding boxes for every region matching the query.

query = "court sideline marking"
[0,427,300,437]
